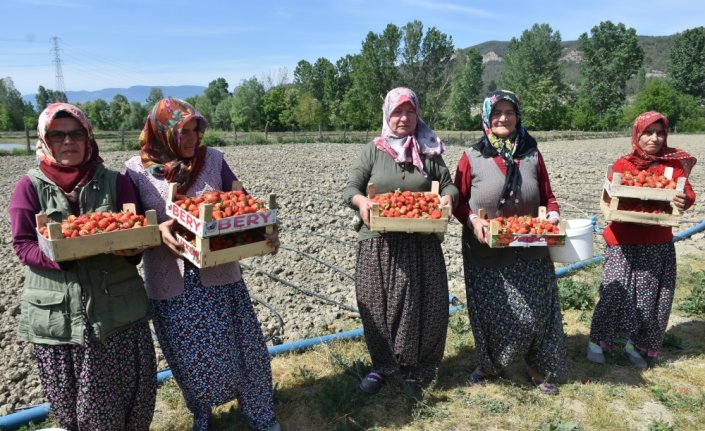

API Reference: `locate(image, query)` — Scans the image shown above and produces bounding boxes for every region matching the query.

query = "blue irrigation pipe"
[4,220,705,430]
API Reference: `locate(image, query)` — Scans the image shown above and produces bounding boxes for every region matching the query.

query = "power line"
[50,36,65,94]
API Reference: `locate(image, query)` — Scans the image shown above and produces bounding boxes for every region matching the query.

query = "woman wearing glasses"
[8,103,157,430]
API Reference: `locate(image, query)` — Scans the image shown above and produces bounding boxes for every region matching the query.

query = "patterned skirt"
[355,233,449,382]
[33,320,156,431]
[463,254,567,379]
[150,265,277,431]
[589,242,677,356]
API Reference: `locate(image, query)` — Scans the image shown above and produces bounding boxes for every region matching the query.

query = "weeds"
[648,419,677,431]
[558,278,597,311]
[677,271,705,316]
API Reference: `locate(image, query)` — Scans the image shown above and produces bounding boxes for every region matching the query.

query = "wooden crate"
[368,181,450,233]
[165,181,278,237]
[604,165,686,201]
[484,207,566,248]
[36,204,161,262]
[600,189,680,227]
[175,225,274,269]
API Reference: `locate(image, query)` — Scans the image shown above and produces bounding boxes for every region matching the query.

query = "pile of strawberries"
[371,190,443,219]
[174,190,268,220]
[39,211,148,239]
[618,199,670,214]
[493,215,561,235]
[619,170,678,189]
[176,226,265,252]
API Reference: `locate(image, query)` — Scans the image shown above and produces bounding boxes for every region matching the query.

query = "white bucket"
[549,219,594,263]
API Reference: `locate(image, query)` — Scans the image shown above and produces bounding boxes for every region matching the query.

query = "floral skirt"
[355,233,449,382]
[150,265,277,431]
[463,254,567,379]
[33,320,156,431]
[589,242,676,356]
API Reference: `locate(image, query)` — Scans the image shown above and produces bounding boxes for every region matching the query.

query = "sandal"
[360,372,385,394]
[529,376,559,395]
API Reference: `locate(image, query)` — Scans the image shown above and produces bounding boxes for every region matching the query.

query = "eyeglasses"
[46,129,88,144]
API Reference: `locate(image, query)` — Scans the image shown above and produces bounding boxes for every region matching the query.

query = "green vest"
[18,165,148,345]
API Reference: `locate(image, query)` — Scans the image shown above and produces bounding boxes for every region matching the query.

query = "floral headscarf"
[36,102,102,194]
[625,111,697,175]
[139,98,208,193]
[474,90,538,208]
[373,87,445,177]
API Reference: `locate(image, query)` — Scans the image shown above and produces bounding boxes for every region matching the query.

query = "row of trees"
[2,23,704,133]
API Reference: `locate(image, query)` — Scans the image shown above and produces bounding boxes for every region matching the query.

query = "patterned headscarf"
[474,90,538,208]
[625,111,697,175]
[373,87,445,177]
[36,102,102,195]
[139,98,208,193]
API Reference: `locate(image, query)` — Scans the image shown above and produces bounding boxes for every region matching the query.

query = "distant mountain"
[463,35,674,94]
[22,85,206,106]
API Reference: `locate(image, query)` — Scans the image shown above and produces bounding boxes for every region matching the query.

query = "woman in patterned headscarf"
[125,98,282,431]
[452,90,566,395]
[343,87,458,395]
[8,103,156,429]
[588,111,696,369]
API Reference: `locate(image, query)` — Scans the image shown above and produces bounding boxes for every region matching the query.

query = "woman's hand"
[352,194,373,227]
[672,192,687,211]
[158,219,183,257]
[440,195,453,209]
[470,216,490,244]
[265,222,281,255]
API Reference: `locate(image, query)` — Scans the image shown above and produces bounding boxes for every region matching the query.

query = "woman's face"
[46,117,87,167]
[388,102,418,137]
[638,121,666,155]
[178,118,200,158]
[490,100,518,138]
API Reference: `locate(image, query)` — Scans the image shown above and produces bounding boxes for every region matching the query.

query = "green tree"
[328,55,355,129]
[626,79,705,132]
[109,94,130,129]
[0,77,33,130]
[203,78,230,107]
[499,23,570,130]
[81,99,110,130]
[230,77,264,131]
[445,49,483,130]
[294,93,323,131]
[262,86,288,131]
[293,60,314,93]
[145,87,164,108]
[35,85,67,111]
[576,21,643,129]
[126,102,147,129]
[212,98,233,131]
[194,96,215,123]
[668,26,705,103]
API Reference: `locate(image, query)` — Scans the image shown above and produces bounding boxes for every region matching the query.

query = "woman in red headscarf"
[8,103,156,430]
[343,87,458,395]
[125,98,281,431]
[588,111,697,369]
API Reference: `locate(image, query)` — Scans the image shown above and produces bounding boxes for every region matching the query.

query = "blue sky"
[1,0,703,95]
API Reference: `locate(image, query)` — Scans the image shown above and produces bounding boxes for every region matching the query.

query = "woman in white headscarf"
[343,87,458,395]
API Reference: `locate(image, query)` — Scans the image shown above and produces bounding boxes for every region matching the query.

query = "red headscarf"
[36,103,102,194]
[139,98,208,193]
[625,111,697,175]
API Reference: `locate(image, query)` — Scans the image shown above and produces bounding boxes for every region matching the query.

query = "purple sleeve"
[221,159,245,193]
[115,173,142,213]
[8,176,62,270]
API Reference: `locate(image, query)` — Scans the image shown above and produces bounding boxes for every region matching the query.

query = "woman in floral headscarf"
[452,90,566,395]
[343,87,458,395]
[125,98,281,431]
[587,111,696,369]
[8,103,156,429]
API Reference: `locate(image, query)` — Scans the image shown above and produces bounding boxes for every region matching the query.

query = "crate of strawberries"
[166,182,278,268]
[174,225,273,269]
[600,165,684,227]
[484,207,566,248]
[36,204,161,262]
[165,181,277,237]
[368,181,450,233]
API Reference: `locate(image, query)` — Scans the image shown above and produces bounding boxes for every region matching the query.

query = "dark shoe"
[470,368,497,385]
[360,372,385,394]
[624,345,648,369]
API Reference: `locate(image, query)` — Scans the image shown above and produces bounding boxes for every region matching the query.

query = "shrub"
[202,133,227,147]
[677,271,705,316]
[558,278,596,311]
